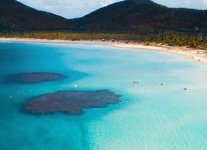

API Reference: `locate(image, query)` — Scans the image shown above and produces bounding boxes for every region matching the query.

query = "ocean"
[1,41,207,150]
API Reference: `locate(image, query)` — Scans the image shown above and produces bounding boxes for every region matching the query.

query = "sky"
[17,0,207,19]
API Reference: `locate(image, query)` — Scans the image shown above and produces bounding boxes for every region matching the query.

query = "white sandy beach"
[0,37,207,63]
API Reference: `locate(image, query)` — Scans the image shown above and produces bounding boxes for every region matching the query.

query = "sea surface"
[1,41,207,150]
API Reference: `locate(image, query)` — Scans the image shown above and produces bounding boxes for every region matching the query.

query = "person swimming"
[133,81,139,85]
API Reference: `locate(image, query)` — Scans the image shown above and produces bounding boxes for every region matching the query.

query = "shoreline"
[0,37,207,63]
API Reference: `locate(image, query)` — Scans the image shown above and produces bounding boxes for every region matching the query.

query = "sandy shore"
[114,42,207,63]
[0,37,207,63]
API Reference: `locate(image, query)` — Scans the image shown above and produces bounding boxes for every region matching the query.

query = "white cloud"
[18,0,120,18]
[183,0,207,9]
[154,0,207,9]
[17,0,207,19]
[184,0,207,5]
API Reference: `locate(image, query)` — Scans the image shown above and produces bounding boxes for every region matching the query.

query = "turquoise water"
[1,41,207,150]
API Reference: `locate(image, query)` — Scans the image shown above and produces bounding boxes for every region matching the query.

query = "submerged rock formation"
[25,90,121,115]
[6,72,67,83]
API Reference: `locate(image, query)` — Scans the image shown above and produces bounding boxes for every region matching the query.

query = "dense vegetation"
[0,0,72,31]
[76,0,207,32]
[1,0,207,33]
[1,31,207,50]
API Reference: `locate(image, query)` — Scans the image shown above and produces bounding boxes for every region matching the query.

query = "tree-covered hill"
[75,0,207,33]
[0,0,72,31]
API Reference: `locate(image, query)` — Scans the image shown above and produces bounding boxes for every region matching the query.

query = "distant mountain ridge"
[75,0,207,32]
[0,0,72,31]
[0,0,207,32]
[129,0,155,5]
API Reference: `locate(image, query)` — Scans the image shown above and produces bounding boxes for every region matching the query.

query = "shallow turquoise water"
[1,41,207,150]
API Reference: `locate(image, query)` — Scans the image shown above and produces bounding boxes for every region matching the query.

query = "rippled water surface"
[1,41,207,150]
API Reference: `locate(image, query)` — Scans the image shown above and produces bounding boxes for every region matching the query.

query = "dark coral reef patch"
[6,72,67,83]
[25,90,121,115]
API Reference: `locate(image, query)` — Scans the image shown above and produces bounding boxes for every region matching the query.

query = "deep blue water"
[1,41,207,150]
